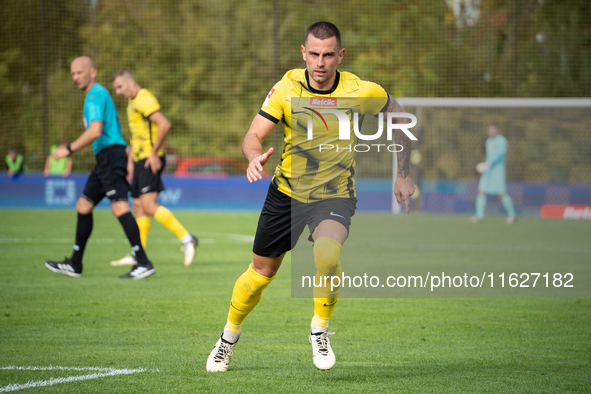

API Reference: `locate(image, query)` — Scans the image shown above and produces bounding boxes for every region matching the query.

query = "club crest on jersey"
[262,89,275,107]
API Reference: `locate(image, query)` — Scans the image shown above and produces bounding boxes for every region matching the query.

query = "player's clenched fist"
[246,147,274,183]
[126,160,134,183]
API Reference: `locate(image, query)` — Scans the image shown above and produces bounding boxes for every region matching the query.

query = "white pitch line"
[0,238,76,244]
[191,232,255,243]
[0,366,146,371]
[0,227,73,232]
[0,366,157,392]
[0,232,254,245]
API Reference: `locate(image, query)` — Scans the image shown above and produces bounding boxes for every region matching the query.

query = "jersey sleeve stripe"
[258,110,280,124]
[143,110,158,119]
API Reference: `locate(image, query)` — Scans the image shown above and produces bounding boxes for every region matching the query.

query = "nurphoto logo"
[305,108,418,153]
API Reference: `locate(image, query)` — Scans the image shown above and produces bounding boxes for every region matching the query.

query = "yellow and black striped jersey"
[259,69,389,202]
[127,88,165,161]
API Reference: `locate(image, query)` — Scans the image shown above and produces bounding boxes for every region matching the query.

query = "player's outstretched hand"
[144,152,162,175]
[394,176,415,214]
[246,147,274,183]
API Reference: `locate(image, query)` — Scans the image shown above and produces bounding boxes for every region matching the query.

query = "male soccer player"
[111,69,198,267]
[45,56,155,280]
[470,123,516,224]
[206,22,415,372]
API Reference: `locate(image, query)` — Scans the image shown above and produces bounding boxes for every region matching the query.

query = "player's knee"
[135,197,157,216]
[76,198,94,214]
[313,237,342,276]
[139,197,159,217]
[252,254,283,278]
[111,202,130,218]
[132,198,143,214]
[143,203,159,217]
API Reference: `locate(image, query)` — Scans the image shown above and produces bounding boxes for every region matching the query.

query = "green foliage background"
[1,0,590,178]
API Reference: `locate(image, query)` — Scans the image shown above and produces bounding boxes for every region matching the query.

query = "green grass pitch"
[0,209,590,393]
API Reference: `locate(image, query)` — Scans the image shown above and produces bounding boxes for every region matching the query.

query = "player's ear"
[301,45,306,61]
[337,48,345,64]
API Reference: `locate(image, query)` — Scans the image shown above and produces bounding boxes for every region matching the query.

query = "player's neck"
[84,81,96,95]
[310,76,335,91]
[305,70,340,94]
[131,86,142,100]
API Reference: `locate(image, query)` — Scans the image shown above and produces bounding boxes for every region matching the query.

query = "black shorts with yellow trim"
[252,180,357,258]
[130,156,166,199]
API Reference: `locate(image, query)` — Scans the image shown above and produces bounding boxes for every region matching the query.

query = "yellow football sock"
[153,206,188,241]
[226,264,275,333]
[312,310,332,328]
[312,237,342,327]
[136,216,150,248]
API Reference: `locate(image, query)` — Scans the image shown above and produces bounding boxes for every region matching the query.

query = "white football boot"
[206,336,237,372]
[110,254,136,266]
[181,235,199,267]
[309,331,336,370]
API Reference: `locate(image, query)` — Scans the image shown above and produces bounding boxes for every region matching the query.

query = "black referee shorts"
[82,145,130,205]
[252,181,357,257]
[130,156,166,199]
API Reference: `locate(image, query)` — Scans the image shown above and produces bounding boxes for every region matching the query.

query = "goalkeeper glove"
[476,162,490,174]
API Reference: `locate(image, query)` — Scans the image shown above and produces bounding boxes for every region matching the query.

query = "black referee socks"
[117,212,149,265]
[70,212,93,265]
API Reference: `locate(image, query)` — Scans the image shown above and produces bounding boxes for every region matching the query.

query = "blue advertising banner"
[0,174,393,211]
[0,174,269,210]
[2,174,588,214]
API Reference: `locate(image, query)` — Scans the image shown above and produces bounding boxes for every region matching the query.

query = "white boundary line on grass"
[0,232,254,244]
[0,366,158,392]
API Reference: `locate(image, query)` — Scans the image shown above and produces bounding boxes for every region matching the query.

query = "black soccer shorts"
[82,145,130,205]
[130,156,166,199]
[252,180,357,257]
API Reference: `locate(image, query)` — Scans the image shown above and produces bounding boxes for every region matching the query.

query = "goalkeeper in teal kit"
[470,124,516,224]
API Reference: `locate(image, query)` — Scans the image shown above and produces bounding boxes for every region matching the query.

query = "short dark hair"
[305,21,341,48]
[111,68,134,82]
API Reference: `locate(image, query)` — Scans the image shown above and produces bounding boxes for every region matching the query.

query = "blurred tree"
[0,0,589,174]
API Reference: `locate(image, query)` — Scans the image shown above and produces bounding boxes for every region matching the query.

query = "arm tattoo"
[386,96,412,179]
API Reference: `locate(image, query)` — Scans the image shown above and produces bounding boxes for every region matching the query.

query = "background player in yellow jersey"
[207,22,415,372]
[111,69,198,267]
